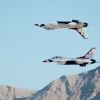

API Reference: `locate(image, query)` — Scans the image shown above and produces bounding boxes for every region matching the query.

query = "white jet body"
[42,48,99,67]
[35,19,89,39]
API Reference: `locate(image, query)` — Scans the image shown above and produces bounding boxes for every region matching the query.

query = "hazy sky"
[0,0,100,90]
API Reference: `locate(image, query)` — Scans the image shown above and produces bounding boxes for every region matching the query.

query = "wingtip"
[92,47,97,49]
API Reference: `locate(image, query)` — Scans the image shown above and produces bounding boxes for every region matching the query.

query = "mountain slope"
[25,66,100,100]
[0,85,37,100]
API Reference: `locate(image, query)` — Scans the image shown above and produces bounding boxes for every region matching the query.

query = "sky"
[0,0,100,90]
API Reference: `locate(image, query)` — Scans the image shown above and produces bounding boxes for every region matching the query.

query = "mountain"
[24,66,100,100]
[1,66,100,100]
[0,85,37,100]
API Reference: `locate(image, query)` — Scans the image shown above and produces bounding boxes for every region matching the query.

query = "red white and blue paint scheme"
[42,48,99,67]
[34,19,89,39]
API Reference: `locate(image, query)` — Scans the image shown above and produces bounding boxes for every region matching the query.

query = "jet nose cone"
[42,60,47,62]
[34,24,39,26]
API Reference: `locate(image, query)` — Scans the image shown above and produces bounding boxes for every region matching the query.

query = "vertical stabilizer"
[77,48,97,59]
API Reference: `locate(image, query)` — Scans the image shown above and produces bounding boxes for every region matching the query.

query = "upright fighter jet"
[42,48,99,67]
[34,19,89,39]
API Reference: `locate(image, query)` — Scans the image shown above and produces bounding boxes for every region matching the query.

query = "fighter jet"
[42,48,99,67]
[34,19,89,39]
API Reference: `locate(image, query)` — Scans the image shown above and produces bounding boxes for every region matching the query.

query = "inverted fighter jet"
[42,48,99,67]
[34,19,89,39]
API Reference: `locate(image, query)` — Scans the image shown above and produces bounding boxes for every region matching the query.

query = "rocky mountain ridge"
[25,66,100,100]
[1,66,100,100]
[0,85,37,100]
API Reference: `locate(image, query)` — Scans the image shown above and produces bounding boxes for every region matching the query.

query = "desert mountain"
[1,66,100,100]
[0,85,37,100]
[24,66,100,100]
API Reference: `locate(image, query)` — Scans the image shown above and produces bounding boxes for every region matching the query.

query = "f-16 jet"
[42,48,99,67]
[34,19,89,39]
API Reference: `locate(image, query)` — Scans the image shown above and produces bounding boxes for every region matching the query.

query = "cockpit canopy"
[49,22,58,25]
[52,56,63,59]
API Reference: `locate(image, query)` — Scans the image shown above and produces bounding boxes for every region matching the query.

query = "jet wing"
[70,28,89,39]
